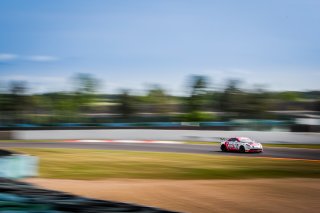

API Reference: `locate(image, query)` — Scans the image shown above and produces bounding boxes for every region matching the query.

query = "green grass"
[10,148,320,180]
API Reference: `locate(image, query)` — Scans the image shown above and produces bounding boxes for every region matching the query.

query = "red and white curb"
[64,139,184,144]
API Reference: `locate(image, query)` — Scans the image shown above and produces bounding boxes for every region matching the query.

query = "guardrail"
[0,120,290,129]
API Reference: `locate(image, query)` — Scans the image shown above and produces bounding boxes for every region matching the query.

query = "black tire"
[221,145,227,152]
[239,146,246,153]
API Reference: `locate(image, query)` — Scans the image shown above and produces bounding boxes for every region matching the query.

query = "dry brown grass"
[25,178,320,213]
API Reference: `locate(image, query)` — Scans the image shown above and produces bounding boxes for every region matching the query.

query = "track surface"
[1,142,320,160]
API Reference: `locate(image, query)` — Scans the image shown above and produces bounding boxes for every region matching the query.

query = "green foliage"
[144,85,171,114]
[0,74,319,124]
[277,91,300,101]
[183,111,215,122]
[219,79,242,112]
[186,75,210,113]
[72,73,100,110]
[218,80,271,119]
[117,90,136,118]
[12,148,320,180]
[72,73,99,94]
[179,111,216,122]
[0,81,30,123]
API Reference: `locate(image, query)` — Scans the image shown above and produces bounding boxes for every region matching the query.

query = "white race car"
[220,137,263,153]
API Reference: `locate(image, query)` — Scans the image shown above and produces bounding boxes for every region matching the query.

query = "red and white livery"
[220,137,263,153]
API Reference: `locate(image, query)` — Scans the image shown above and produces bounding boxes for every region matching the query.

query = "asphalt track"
[1,141,320,160]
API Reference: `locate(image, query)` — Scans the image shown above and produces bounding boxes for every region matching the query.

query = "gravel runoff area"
[25,178,320,213]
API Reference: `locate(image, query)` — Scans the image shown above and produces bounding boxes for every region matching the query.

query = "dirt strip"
[24,178,320,213]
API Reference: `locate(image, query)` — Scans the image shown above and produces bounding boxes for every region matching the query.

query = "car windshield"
[239,138,254,142]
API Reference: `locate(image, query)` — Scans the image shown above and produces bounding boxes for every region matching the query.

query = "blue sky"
[0,0,319,94]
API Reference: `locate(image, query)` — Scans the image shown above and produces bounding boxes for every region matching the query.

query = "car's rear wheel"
[239,146,245,153]
[221,144,227,152]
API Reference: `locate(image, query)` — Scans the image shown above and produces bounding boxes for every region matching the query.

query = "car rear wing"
[219,137,228,142]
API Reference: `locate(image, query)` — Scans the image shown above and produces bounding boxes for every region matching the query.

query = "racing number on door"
[228,138,235,150]
[234,141,239,150]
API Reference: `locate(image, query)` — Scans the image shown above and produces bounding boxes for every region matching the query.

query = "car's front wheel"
[221,144,227,152]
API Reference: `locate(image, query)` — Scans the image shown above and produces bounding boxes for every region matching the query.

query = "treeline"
[0,74,319,125]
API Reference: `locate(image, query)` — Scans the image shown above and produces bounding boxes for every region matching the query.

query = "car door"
[233,138,241,150]
[227,138,237,150]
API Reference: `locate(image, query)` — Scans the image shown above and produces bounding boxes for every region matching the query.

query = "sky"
[0,0,319,94]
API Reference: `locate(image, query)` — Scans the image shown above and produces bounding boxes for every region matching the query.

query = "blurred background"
[0,73,319,131]
[1,0,319,131]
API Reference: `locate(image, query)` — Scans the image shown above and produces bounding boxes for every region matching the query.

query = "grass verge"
[10,148,320,180]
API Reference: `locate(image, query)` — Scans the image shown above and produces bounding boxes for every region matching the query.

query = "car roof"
[236,137,250,140]
[226,137,252,141]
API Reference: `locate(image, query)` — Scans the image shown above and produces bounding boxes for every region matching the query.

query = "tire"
[221,145,227,152]
[239,146,246,153]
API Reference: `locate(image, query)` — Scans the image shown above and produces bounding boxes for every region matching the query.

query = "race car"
[220,137,263,153]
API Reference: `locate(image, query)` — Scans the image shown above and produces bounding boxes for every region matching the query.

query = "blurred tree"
[73,73,99,94]
[72,73,100,111]
[28,95,52,124]
[1,81,29,123]
[245,89,270,118]
[145,85,170,114]
[187,75,210,112]
[182,75,214,121]
[47,93,79,122]
[10,81,27,95]
[117,90,136,119]
[315,100,320,112]
[277,91,300,101]
[0,83,8,124]
[219,80,271,119]
[219,79,242,113]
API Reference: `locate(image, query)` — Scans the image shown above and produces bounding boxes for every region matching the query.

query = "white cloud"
[0,53,60,62]
[1,75,64,83]
[26,55,59,62]
[0,53,18,61]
